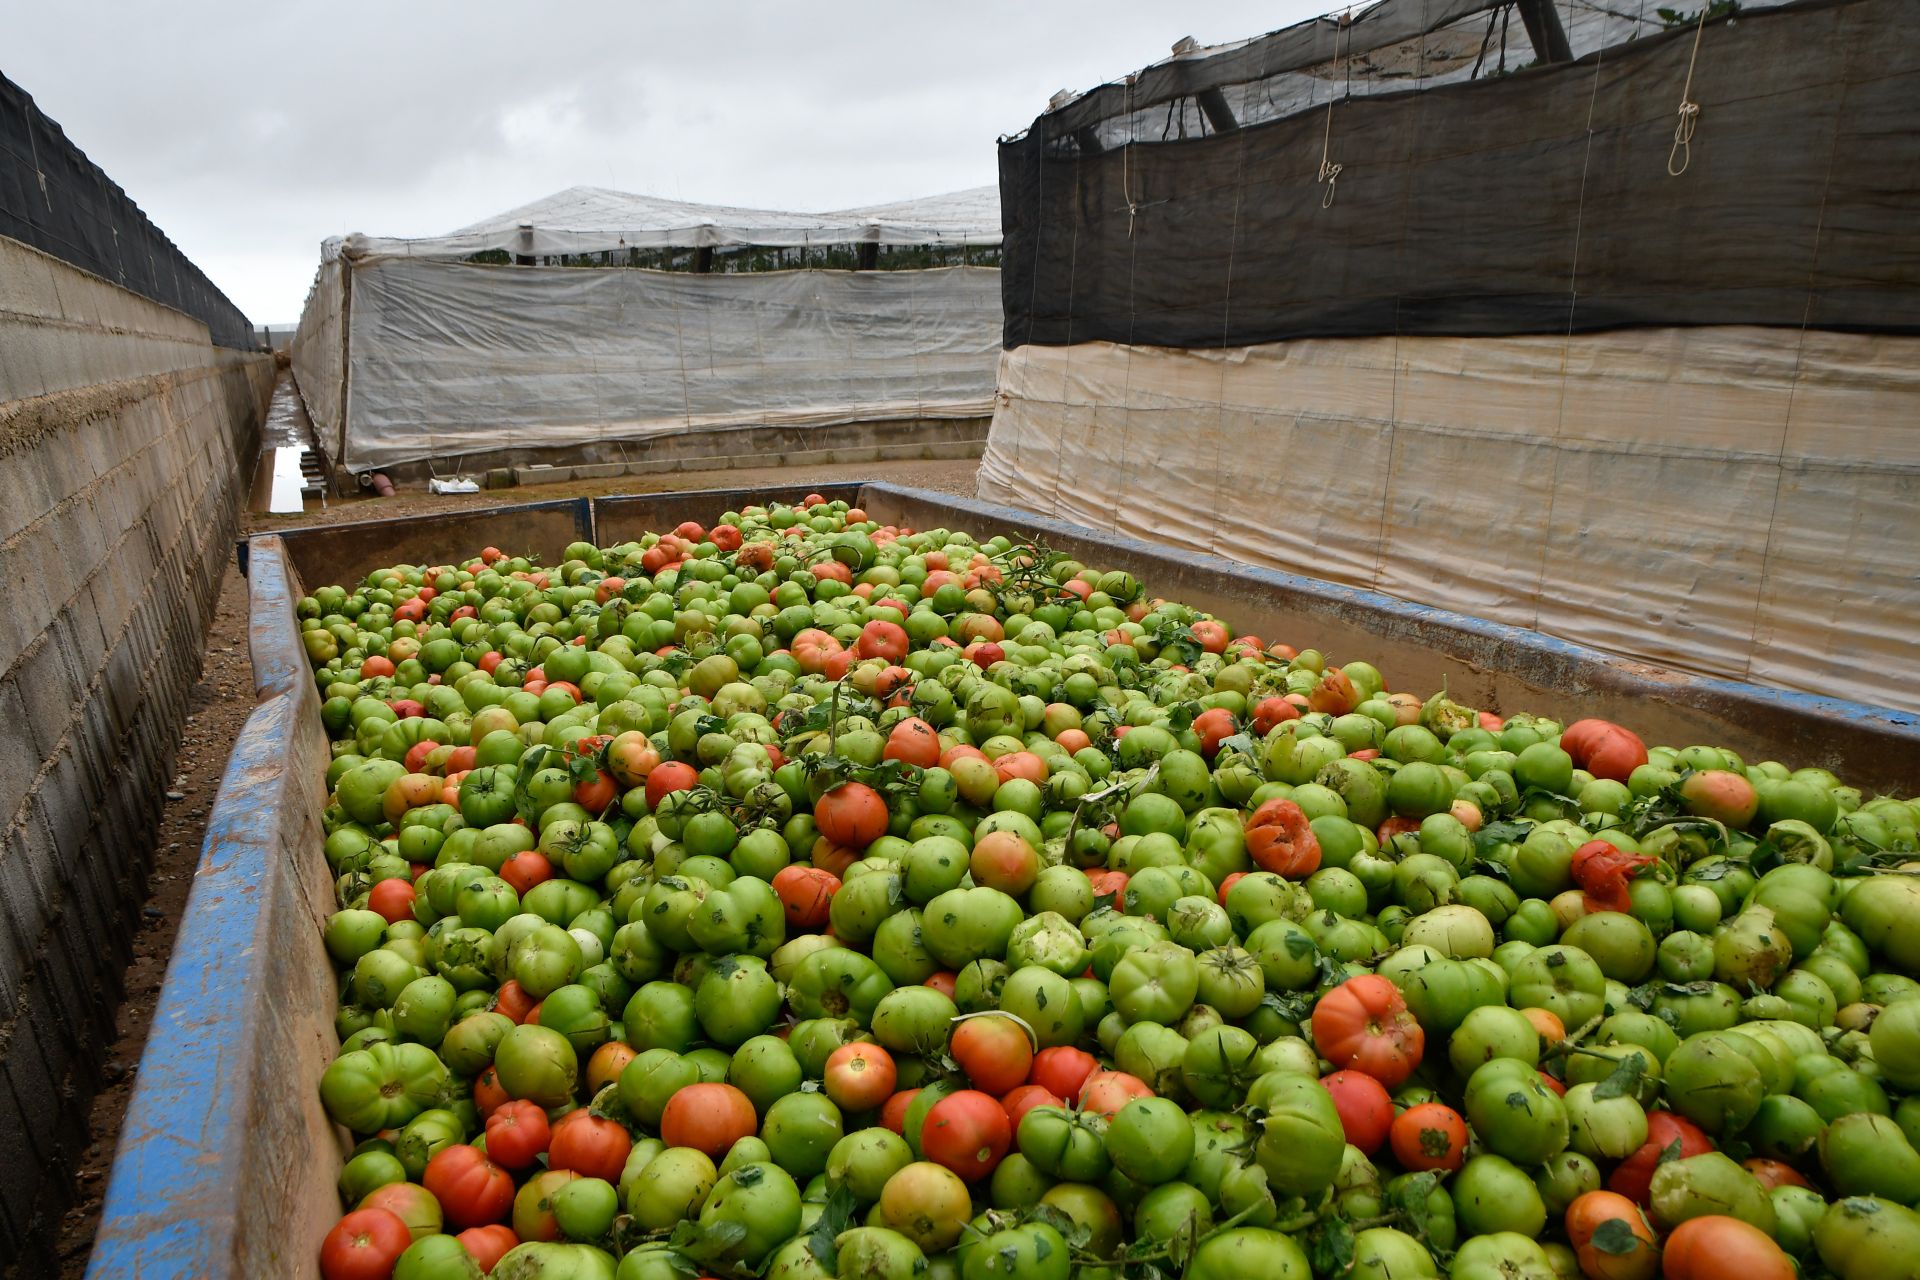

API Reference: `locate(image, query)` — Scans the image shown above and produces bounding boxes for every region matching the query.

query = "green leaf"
[1593,1051,1648,1101]
[1472,819,1531,854]
[1216,733,1258,759]
[689,1219,748,1263]
[1028,1203,1090,1249]
[807,1184,859,1269]
[1590,1217,1643,1256]
[1391,1171,1439,1242]
[1657,1136,1684,1165]
[1308,1217,1356,1278]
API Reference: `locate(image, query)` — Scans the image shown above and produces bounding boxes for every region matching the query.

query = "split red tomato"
[1312,975,1425,1087]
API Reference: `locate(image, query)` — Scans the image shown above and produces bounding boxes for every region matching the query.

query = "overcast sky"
[8,1,1324,324]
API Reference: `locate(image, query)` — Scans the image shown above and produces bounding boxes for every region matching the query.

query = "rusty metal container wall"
[243,496,596,586]
[89,484,1920,1278]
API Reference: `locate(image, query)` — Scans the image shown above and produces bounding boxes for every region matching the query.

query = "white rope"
[1121,76,1141,236]
[1668,4,1710,176]
[1318,10,1353,208]
[1318,105,1345,208]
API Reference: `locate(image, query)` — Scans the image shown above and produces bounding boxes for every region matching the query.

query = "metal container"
[88,483,1920,1278]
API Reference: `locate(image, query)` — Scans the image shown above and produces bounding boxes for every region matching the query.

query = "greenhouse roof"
[333,184,1001,260]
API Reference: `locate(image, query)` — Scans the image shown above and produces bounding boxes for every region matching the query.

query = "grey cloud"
[6,0,1323,320]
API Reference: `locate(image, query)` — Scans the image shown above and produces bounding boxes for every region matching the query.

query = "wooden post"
[1515,0,1574,64]
[1195,87,1238,133]
[695,247,713,273]
[856,241,879,270]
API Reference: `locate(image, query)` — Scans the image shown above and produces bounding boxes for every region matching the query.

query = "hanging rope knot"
[1318,160,1344,208]
[1668,5,1711,177]
[1669,98,1702,175]
[1317,100,1344,209]
[1315,14,1352,210]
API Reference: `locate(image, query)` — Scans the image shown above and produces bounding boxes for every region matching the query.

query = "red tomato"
[457,1224,518,1272]
[472,1065,509,1117]
[1311,975,1424,1087]
[969,831,1040,897]
[660,1083,757,1159]
[572,769,617,812]
[880,1090,919,1135]
[1660,1215,1795,1280]
[484,1100,551,1170]
[1001,1084,1063,1134]
[319,1208,412,1280]
[950,1015,1034,1095]
[854,619,910,662]
[547,1109,631,1181]
[1610,1111,1715,1205]
[772,865,840,929]
[883,717,941,768]
[815,782,890,848]
[992,752,1049,786]
[1564,1190,1659,1280]
[645,761,699,808]
[1307,668,1360,714]
[492,981,536,1025]
[824,1042,898,1111]
[939,744,988,769]
[587,1041,637,1095]
[366,878,416,925]
[1389,1102,1469,1172]
[1561,719,1650,783]
[1078,1071,1154,1118]
[498,851,554,897]
[1742,1158,1808,1191]
[1244,798,1322,878]
[921,1090,1012,1181]
[1251,697,1301,736]
[423,1144,514,1229]
[1190,620,1230,653]
[1030,1046,1099,1102]
[403,739,442,773]
[1321,1070,1394,1154]
[1191,707,1238,758]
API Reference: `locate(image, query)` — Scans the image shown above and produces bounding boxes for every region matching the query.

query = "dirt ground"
[53,456,979,1277]
[52,566,256,1277]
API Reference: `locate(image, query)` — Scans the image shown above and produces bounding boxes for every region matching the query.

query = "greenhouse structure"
[292,185,1002,480]
[977,0,1920,711]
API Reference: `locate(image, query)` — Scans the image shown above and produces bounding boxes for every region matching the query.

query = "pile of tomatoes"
[305,495,1920,1280]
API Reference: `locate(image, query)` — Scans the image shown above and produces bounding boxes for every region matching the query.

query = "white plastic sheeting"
[337,185,1000,260]
[978,332,1920,713]
[289,256,345,454]
[313,259,999,473]
[288,185,1003,473]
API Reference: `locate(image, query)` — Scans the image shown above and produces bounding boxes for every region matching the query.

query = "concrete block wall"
[0,235,274,1269]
